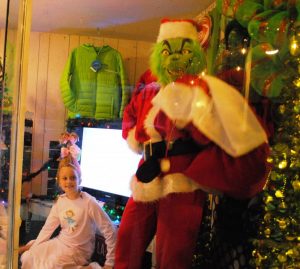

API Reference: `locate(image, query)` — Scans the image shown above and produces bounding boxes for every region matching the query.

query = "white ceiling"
[27,0,215,42]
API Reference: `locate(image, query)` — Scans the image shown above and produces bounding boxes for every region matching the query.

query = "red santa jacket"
[122,76,270,202]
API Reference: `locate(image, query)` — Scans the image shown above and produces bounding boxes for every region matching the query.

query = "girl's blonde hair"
[56,154,82,184]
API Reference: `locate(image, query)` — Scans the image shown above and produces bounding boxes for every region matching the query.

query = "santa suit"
[115,75,270,269]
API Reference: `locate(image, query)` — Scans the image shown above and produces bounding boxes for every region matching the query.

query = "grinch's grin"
[167,68,185,77]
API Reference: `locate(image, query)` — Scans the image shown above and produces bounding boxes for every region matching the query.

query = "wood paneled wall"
[25,32,153,195]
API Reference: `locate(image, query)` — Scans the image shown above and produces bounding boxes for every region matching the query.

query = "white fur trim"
[152,82,210,128]
[144,106,162,142]
[157,21,198,42]
[126,127,143,154]
[130,173,201,202]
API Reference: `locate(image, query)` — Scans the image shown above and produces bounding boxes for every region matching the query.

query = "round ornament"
[160,158,171,172]
[275,190,284,198]
[264,228,271,237]
[277,254,287,263]
[278,219,287,229]
[292,179,300,191]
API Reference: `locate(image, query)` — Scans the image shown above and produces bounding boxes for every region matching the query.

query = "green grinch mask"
[150,38,206,86]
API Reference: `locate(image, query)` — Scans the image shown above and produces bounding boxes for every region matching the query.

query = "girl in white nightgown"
[20,156,117,269]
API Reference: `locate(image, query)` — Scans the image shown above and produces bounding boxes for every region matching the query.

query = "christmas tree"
[252,24,300,269]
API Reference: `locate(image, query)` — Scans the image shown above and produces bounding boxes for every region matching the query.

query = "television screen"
[80,127,141,198]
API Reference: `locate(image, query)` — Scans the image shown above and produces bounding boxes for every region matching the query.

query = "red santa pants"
[115,190,206,269]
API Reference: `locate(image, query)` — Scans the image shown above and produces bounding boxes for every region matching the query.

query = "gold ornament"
[264,213,272,222]
[286,235,296,241]
[294,77,300,88]
[286,249,296,258]
[290,30,300,56]
[292,179,300,191]
[265,195,273,204]
[278,104,286,114]
[278,219,287,230]
[275,190,284,198]
[277,254,287,263]
[278,201,287,209]
[264,228,271,238]
[278,160,287,169]
[252,250,267,265]
[290,36,300,56]
[160,158,171,172]
[252,249,258,257]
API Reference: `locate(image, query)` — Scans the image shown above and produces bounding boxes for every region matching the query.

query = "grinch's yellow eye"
[182,49,191,55]
[162,49,170,56]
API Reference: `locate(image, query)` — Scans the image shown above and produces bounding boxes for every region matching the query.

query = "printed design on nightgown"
[64,209,77,232]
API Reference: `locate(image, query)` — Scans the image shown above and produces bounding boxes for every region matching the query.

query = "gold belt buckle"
[143,140,152,160]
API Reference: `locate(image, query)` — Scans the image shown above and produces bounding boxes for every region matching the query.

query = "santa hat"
[157,18,199,42]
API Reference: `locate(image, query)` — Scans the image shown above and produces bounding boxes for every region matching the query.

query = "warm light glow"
[195,100,206,108]
[294,77,300,88]
[265,49,279,55]
[241,48,247,54]
[290,40,298,51]
[290,34,300,56]
[278,160,287,169]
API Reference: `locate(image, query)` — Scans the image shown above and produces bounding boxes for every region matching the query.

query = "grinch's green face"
[150,37,206,85]
[161,39,194,81]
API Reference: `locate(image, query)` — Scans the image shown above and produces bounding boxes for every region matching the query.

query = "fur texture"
[130,173,201,202]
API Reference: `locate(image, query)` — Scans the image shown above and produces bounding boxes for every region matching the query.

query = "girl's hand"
[18,240,35,254]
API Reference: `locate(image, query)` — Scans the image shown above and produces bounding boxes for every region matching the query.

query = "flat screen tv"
[80,125,141,204]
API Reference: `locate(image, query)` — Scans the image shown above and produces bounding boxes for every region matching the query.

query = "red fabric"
[176,74,211,95]
[118,80,270,268]
[155,112,270,199]
[132,69,157,97]
[122,81,160,141]
[185,129,270,198]
[122,81,270,197]
[115,191,205,269]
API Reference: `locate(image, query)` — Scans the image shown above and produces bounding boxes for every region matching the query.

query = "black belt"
[137,138,208,183]
[143,138,204,161]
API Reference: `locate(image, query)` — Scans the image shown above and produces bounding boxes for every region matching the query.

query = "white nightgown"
[21,191,116,269]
